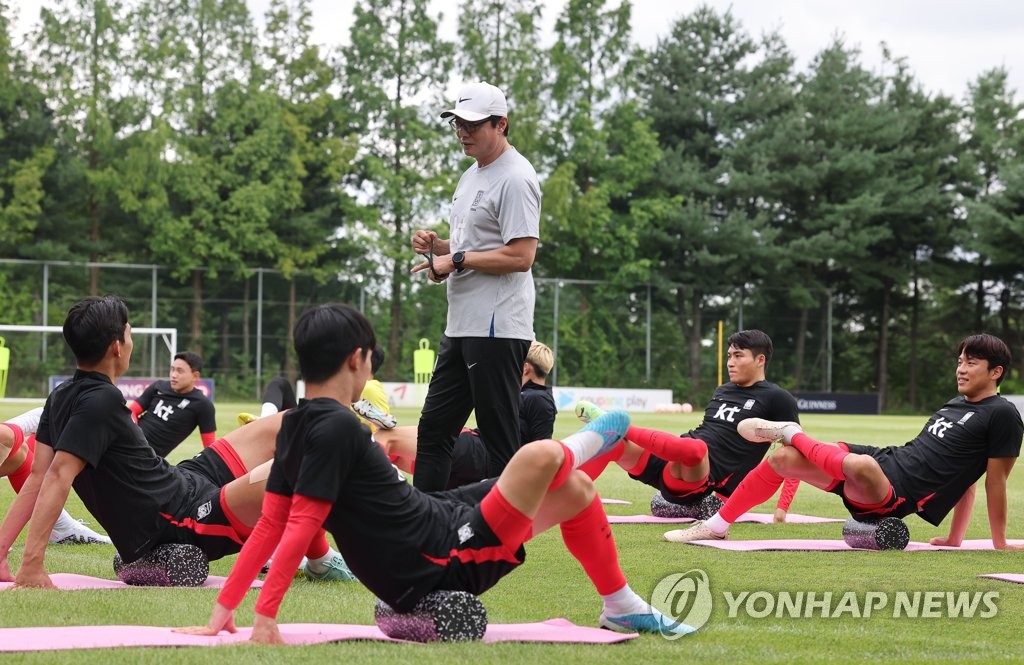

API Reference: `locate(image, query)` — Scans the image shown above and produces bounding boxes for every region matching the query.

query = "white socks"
[259,403,280,418]
[5,407,43,436]
[704,513,730,535]
[601,584,650,616]
[304,549,338,574]
[560,429,607,469]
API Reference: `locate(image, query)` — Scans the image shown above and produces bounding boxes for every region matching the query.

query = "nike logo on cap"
[458,97,472,103]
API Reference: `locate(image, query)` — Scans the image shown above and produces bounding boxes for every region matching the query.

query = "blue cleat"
[577,409,630,458]
[599,609,697,637]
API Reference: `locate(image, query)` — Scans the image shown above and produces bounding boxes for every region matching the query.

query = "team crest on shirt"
[197,501,212,520]
[957,412,975,426]
[470,190,485,211]
[743,399,756,410]
[458,522,475,544]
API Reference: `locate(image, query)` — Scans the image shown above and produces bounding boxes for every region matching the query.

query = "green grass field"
[1,402,1022,663]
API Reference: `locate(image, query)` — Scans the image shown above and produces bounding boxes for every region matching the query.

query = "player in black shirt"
[577,330,800,511]
[128,351,217,457]
[0,296,348,588]
[178,304,695,643]
[671,333,1024,549]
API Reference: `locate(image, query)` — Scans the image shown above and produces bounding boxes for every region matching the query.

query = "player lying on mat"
[177,303,695,643]
[664,333,1024,550]
[0,296,351,588]
[569,330,801,520]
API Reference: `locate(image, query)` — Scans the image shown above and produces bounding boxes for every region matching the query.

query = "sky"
[8,0,1023,101]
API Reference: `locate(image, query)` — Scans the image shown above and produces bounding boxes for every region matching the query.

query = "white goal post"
[0,325,178,378]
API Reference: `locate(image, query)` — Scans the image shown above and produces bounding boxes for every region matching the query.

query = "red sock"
[559,494,626,595]
[625,426,707,467]
[305,530,330,559]
[7,435,34,493]
[719,460,786,523]
[480,486,534,548]
[789,433,848,480]
[8,453,32,492]
[577,441,625,481]
[548,443,577,490]
[776,478,800,512]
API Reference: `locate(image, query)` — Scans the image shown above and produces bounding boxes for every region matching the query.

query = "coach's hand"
[411,229,438,255]
[174,603,238,635]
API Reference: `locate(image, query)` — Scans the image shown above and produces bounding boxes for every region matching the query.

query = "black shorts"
[425,478,526,601]
[446,430,490,490]
[157,446,247,561]
[629,455,714,505]
[828,443,916,521]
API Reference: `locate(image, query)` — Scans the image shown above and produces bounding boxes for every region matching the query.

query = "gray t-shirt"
[445,146,541,340]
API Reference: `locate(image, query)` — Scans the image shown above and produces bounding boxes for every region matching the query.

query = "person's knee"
[512,439,564,476]
[843,454,884,486]
[561,469,596,506]
[768,446,803,475]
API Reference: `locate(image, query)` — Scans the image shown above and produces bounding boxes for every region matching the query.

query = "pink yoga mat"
[600,498,632,505]
[684,538,1024,552]
[609,512,843,525]
[978,573,1024,584]
[0,619,635,651]
[0,573,261,591]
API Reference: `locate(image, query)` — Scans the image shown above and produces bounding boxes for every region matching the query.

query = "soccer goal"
[0,325,178,397]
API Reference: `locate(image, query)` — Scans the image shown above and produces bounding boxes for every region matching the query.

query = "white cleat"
[737,418,802,444]
[664,521,727,543]
[49,514,112,545]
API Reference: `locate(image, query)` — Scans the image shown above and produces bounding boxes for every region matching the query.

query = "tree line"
[0,0,1022,411]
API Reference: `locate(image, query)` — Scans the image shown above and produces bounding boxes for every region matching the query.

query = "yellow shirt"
[355,379,391,432]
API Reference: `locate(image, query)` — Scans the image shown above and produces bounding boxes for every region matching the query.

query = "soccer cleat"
[352,399,397,431]
[599,609,697,637]
[49,513,112,545]
[737,418,802,444]
[576,410,630,458]
[304,553,358,582]
[237,412,257,426]
[574,400,605,424]
[663,520,727,543]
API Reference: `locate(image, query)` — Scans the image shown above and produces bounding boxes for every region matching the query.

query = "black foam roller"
[842,516,910,551]
[374,590,488,642]
[113,543,210,587]
[651,491,724,520]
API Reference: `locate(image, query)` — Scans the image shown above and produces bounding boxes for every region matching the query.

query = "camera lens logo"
[651,569,712,638]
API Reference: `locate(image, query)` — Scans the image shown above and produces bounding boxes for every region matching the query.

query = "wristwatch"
[452,251,466,273]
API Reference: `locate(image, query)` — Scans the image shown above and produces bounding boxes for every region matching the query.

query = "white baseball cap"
[440,82,508,121]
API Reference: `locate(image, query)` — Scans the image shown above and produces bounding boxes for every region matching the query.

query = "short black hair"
[174,351,203,373]
[370,347,385,375]
[63,296,129,366]
[488,115,509,137]
[294,303,376,383]
[958,334,1012,385]
[727,329,774,365]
